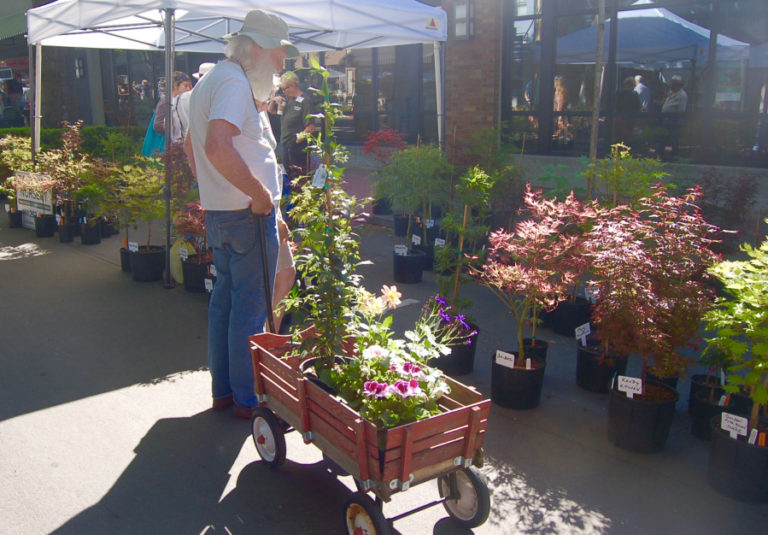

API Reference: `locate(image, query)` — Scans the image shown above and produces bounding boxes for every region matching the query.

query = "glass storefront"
[502,0,768,166]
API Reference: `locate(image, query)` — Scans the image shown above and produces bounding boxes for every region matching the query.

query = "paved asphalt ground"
[2,169,768,534]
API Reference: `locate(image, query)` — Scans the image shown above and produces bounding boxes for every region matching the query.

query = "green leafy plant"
[702,227,768,429]
[435,166,494,312]
[584,143,668,206]
[107,159,164,248]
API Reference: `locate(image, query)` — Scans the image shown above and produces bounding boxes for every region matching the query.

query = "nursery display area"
[2,109,768,533]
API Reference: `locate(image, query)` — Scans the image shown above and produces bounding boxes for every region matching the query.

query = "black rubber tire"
[250,407,286,467]
[343,492,390,535]
[438,467,491,528]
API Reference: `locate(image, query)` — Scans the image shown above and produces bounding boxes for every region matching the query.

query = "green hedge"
[0,125,145,159]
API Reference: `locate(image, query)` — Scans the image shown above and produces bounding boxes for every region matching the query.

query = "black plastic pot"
[607,380,679,453]
[412,243,434,271]
[393,215,420,238]
[523,338,548,364]
[119,248,132,272]
[576,344,627,394]
[491,351,546,410]
[34,214,56,237]
[100,219,116,238]
[8,210,22,228]
[551,296,591,337]
[708,421,768,503]
[182,255,213,293]
[298,356,346,394]
[690,390,747,440]
[371,198,392,215]
[130,245,165,282]
[80,223,101,245]
[688,374,723,415]
[393,249,425,284]
[647,369,679,390]
[432,326,479,376]
[58,223,76,243]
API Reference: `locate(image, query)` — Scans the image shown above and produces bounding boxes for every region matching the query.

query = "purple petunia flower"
[456,314,470,330]
[435,295,448,307]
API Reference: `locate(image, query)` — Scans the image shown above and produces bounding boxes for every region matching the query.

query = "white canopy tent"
[26,0,447,287]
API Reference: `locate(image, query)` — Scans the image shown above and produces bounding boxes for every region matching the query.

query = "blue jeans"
[205,208,278,408]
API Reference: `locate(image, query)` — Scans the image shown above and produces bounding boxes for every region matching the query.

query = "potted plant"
[586,185,720,452]
[362,126,407,215]
[689,345,745,440]
[474,186,597,408]
[174,200,213,293]
[11,171,58,237]
[0,135,34,228]
[703,228,768,502]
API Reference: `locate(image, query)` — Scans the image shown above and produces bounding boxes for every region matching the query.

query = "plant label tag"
[525,358,532,370]
[748,428,759,445]
[204,278,213,292]
[411,234,421,246]
[55,214,61,224]
[180,248,188,261]
[721,412,749,440]
[618,376,642,399]
[4,204,8,213]
[311,164,328,188]
[128,241,139,253]
[718,394,727,407]
[721,370,726,385]
[574,323,591,346]
[394,244,408,256]
[426,219,435,228]
[434,238,446,247]
[496,350,516,369]
[584,285,598,304]
[209,265,217,277]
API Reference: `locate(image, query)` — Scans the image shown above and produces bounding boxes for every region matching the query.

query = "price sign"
[128,241,139,253]
[575,322,591,346]
[180,248,188,261]
[209,265,217,277]
[425,219,435,229]
[311,164,328,188]
[617,376,643,399]
[204,278,214,292]
[495,350,516,369]
[434,238,446,247]
[721,412,748,440]
[411,234,421,246]
[394,244,408,256]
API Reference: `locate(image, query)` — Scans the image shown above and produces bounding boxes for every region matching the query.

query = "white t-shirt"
[188,61,281,211]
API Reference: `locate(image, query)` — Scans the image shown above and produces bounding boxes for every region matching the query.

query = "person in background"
[553,75,571,143]
[660,75,688,160]
[153,71,193,144]
[270,71,317,174]
[177,62,215,140]
[615,76,641,144]
[183,9,298,418]
[634,75,651,112]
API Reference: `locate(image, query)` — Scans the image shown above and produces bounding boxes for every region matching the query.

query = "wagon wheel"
[343,492,390,535]
[250,407,286,467]
[437,467,491,528]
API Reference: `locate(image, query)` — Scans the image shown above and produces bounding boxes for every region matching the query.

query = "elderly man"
[183,10,298,418]
[272,71,317,174]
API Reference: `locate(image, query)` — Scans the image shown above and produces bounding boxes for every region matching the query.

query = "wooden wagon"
[248,331,492,535]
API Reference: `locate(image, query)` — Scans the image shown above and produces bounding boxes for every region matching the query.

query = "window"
[454,0,475,40]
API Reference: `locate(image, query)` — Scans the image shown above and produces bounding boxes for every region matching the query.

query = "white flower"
[362,344,388,360]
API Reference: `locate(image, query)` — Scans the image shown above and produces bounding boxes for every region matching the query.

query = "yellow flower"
[381,285,402,308]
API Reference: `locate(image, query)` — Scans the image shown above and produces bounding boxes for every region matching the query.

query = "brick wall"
[443,0,503,159]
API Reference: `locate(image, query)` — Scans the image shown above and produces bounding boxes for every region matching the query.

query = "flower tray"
[249,331,490,501]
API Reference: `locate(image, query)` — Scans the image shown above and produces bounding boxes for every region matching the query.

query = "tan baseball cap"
[193,62,216,79]
[224,10,299,58]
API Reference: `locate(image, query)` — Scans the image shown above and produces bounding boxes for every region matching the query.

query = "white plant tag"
[128,241,139,253]
[575,322,591,346]
[718,394,727,407]
[394,244,408,256]
[496,350,516,369]
[204,278,213,292]
[4,204,9,213]
[434,238,446,247]
[525,358,532,370]
[209,265,217,277]
[748,428,759,445]
[618,376,643,399]
[180,248,188,261]
[311,164,328,188]
[584,285,598,304]
[721,412,749,440]
[426,219,435,228]
[55,214,61,224]
[721,370,726,385]
[411,234,421,246]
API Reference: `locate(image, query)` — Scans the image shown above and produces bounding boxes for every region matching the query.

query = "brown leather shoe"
[212,394,234,411]
[233,403,258,419]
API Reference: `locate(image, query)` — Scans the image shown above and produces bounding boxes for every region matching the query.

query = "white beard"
[245,53,277,102]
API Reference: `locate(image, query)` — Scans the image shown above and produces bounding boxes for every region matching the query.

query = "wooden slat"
[354,418,370,483]
[443,377,484,405]
[250,332,293,352]
[307,398,357,444]
[400,427,414,485]
[263,397,302,433]
[307,411,358,461]
[305,381,362,430]
[438,396,464,411]
[258,358,299,397]
[260,375,301,416]
[380,403,488,450]
[381,439,466,482]
[462,406,482,460]
[379,427,488,469]
[297,378,310,438]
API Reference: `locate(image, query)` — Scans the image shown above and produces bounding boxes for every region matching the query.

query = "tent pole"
[433,40,445,151]
[163,8,175,289]
[33,43,42,157]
